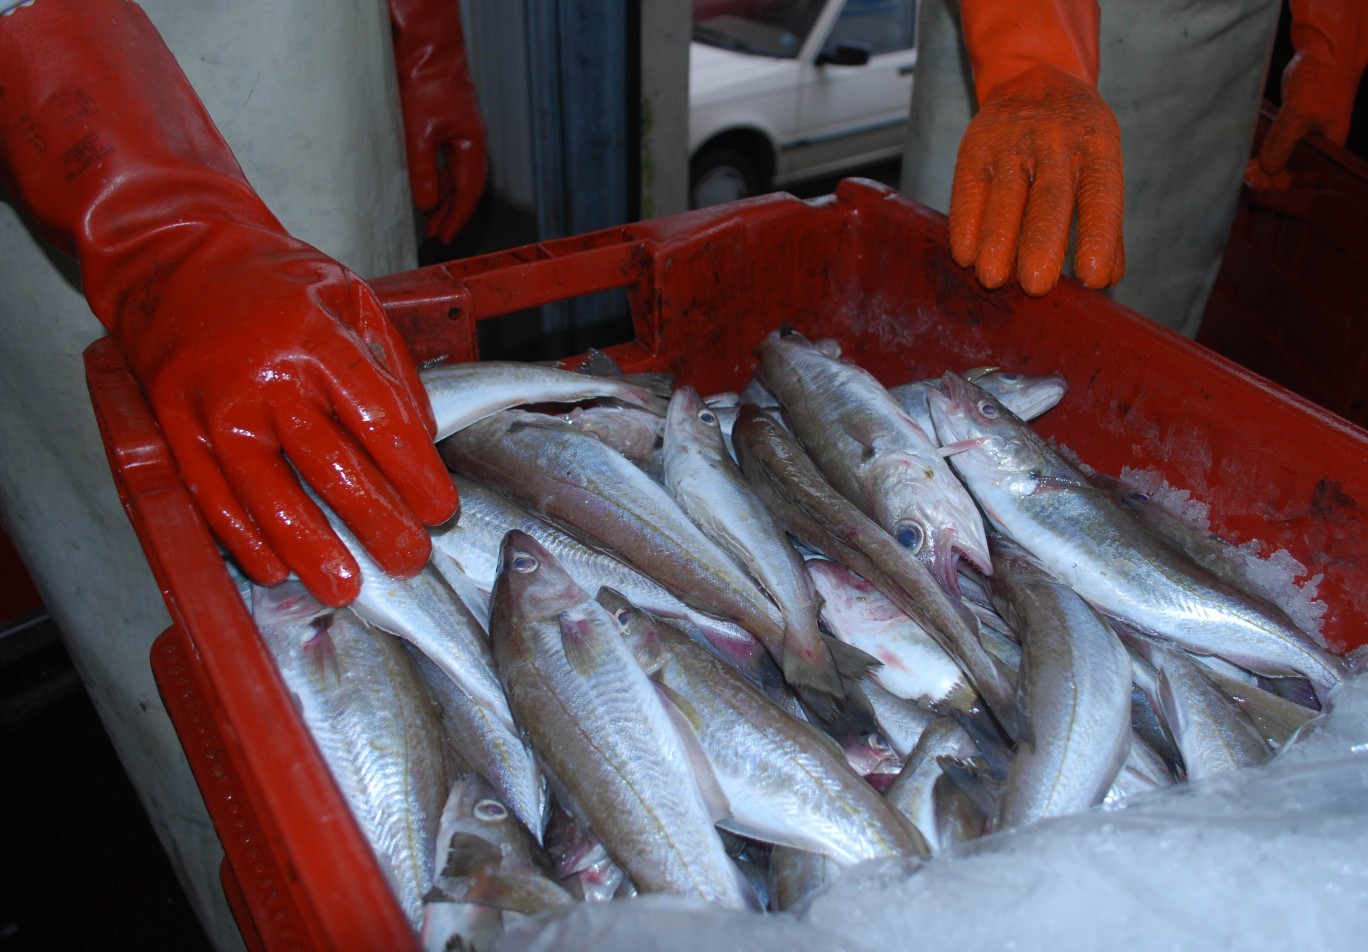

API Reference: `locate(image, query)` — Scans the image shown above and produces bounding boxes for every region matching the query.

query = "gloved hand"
[0,0,459,606]
[949,0,1124,297]
[389,0,489,243]
[1249,0,1368,189]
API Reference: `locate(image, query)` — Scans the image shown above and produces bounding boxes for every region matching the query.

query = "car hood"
[690,42,799,108]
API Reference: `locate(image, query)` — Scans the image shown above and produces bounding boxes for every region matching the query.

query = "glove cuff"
[959,0,1101,105]
[0,0,286,335]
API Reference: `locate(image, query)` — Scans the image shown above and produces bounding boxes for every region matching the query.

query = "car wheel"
[690,145,763,209]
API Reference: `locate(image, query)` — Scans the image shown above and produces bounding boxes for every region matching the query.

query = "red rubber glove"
[389,0,489,243]
[949,0,1124,297]
[0,0,459,607]
[1248,0,1368,189]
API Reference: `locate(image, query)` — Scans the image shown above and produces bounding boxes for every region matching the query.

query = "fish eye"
[474,799,508,822]
[895,522,924,552]
[614,607,635,625]
[977,401,999,418]
[698,409,717,426]
[1129,491,1151,502]
[512,555,538,573]
[997,373,1021,382]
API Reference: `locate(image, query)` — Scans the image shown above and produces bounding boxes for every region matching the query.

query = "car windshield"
[692,0,830,58]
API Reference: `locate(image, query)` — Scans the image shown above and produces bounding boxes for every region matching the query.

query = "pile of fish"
[245,327,1344,950]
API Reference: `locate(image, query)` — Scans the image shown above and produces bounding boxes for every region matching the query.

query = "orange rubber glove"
[1248,0,1368,188]
[949,0,1124,297]
[0,0,459,606]
[389,0,489,243]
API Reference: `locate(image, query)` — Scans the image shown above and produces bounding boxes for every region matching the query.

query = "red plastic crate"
[86,180,1368,951]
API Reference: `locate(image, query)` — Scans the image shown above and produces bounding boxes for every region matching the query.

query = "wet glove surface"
[0,0,459,605]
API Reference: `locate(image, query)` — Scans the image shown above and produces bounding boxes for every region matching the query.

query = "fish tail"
[619,371,677,400]
[823,635,881,682]
[779,626,846,700]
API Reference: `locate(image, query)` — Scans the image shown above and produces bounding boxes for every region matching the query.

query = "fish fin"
[947,708,1016,778]
[440,832,502,879]
[795,680,880,739]
[618,371,676,400]
[558,615,609,676]
[652,681,732,824]
[1027,472,1093,495]
[780,629,846,699]
[938,436,993,458]
[422,886,453,904]
[653,678,705,735]
[823,636,881,681]
[961,366,1000,382]
[430,553,492,628]
[302,615,342,691]
[813,337,842,359]
[937,754,1006,820]
[936,678,983,716]
[713,817,839,860]
[573,348,624,377]
[933,773,988,845]
[844,418,894,453]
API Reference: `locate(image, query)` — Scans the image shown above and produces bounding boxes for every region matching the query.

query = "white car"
[689,0,918,208]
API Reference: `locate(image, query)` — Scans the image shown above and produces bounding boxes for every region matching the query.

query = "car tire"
[690,145,763,209]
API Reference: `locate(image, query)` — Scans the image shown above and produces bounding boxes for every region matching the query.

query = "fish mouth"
[930,527,992,596]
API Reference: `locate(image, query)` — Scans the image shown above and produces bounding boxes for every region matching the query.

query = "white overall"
[0,1,417,947]
[902,0,1282,337]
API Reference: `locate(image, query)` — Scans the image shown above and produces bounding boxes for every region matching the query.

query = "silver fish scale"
[435,477,766,665]
[422,361,661,442]
[755,331,989,580]
[885,717,980,853]
[1150,643,1272,779]
[619,607,921,864]
[992,542,1133,830]
[444,414,785,644]
[404,644,547,842]
[663,387,834,693]
[930,379,1346,697]
[255,585,448,928]
[988,476,1342,690]
[437,476,691,619]
[501,604,746,906]
[491,540,749,908]
[311,492,513,730]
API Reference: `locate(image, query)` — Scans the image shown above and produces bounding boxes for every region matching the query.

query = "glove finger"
[346,279,439,437]
[948,143,993,269]
[213,432,362,607]
[277,408,432,579]
[434,140,487,243]
[973,163,1030,290]
[1257,110,1314,178]
[424,165,455,239]
[1073,150,1126,290]
[407,122,442,211]
[314,334,460,528]
[168,426,291,585]
[1016,166,1074,297]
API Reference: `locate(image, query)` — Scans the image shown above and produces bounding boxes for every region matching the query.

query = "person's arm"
[0,0,459,606]
[949,0,1124,297]
[1250,0,1368,187]
[389,0,488,243]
